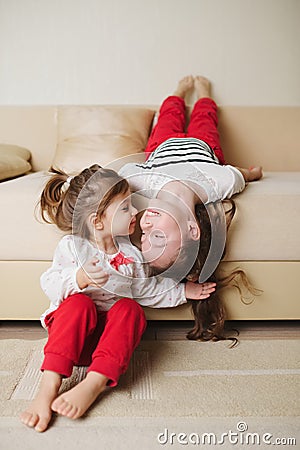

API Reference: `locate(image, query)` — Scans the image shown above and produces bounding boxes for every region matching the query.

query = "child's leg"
[41,294,98,376]
[145,76,193,158]
[51,298,146,419]
[20,370,62,433]
[20,293,97,432]
[187,76,226,165]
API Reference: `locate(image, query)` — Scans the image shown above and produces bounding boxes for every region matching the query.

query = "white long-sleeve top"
[40,235,186,327]
[119,137,245,203]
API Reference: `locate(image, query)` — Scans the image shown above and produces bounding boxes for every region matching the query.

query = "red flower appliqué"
[110,252,134,271]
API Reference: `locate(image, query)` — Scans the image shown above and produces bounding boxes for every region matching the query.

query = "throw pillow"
[52,106,155,174]
[0,144,31,181]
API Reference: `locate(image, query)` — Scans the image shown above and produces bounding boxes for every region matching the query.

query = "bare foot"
[194,75,211,99]
[20,370,62,432]
[51,371,108,419]
[173,75,194,98]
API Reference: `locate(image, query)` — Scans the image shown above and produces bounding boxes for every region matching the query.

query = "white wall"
[0,0,299,106]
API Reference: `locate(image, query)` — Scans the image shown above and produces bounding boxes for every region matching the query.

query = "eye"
[151,233,167,245]
[120,201,130,212]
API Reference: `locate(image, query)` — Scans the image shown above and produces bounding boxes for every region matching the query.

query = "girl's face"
[139,199,186,270]
[101,191,137,236]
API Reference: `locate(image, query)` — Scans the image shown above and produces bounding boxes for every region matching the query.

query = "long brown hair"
[39,164,129,238]
[186,199,259,346]
[158,198,259,345]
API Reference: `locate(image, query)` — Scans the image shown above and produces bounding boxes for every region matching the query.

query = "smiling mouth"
[146,209,160,216]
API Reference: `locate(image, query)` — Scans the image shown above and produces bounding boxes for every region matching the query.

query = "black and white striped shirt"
[119,137,245,203]
[139,137,219,170]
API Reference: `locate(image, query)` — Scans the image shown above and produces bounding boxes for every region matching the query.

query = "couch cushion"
[0,172,64,260]
[0,171,299,262]
[225,172,300,261]
[0,144,31,181]
[52,106,155,174]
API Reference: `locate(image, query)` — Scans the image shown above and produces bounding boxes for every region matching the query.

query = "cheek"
[160,214,179,233]
[141,237,165,263]
[162,219,182,244]
[111,216,126,234]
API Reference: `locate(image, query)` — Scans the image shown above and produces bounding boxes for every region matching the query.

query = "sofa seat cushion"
[52,106,155,174]
[0,172,63,260]
[0,144,31,181]
[0,171,299,262]
[225,172,300,261]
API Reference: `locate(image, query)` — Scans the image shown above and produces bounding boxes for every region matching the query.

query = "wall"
[0,0,299,106]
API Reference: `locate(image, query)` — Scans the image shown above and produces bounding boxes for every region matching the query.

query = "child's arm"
[41,236,108,306]
[185,280,216,300]
[132,272,215,308]
[129,248,216,308]
[76,258,109,289]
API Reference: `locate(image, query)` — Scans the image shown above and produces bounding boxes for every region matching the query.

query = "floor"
[1,320,299,450]
[1,319,300,341]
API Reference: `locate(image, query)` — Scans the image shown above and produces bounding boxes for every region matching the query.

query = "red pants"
[41,294,147,387]
[145,96,226,165]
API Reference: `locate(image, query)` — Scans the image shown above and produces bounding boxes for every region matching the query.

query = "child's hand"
[184,281,216,300]
[76,257,109,289]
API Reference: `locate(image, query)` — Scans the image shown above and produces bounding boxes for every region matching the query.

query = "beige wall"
[0,0,299,106]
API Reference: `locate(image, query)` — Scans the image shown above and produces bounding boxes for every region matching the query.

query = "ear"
[89,213,103,230]
[187,220,200,241]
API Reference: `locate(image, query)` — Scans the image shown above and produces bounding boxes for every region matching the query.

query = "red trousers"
[145,96,226,165]
[41,294,147,387]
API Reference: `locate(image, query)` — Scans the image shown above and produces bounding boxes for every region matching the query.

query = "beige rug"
[0,338,299,418]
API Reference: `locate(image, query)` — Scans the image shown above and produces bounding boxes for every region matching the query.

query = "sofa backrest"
[218,106,300,171]
[0,105,299,172]
[0,106,58,172]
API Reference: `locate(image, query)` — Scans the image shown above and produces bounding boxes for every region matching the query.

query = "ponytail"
[39,167,73,231]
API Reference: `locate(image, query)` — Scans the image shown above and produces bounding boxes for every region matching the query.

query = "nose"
[141,212,153,229]
[142,220,152,230]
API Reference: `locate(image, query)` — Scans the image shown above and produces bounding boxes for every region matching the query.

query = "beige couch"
[0,105,299,321]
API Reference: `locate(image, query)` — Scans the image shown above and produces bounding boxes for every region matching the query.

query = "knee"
[65,293,96,317]
[114,298,147,326]
[116,297,144,313]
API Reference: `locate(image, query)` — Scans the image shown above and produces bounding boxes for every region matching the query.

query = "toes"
[60,402,74,417]
[186,75,194,85]
[66,405,80,419]
[20,411,30,424]
[20,410,51,432]
[52,397,80,419]
[52,397,74,418]
[20,411,38,428]
[51,396,64,413]
[35,415,51,433]
[71,407,82,420]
